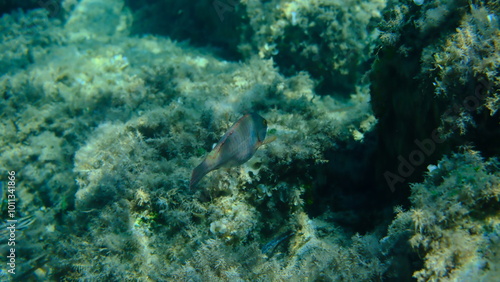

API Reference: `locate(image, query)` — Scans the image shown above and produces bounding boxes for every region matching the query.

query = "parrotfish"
[190,113,273,189]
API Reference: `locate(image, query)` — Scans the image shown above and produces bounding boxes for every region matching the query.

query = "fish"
[190,113,273,189]
[0,214,36,244]
[261,231,295,257]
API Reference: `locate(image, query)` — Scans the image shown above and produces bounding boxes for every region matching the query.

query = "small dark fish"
[190,113,272,189]
[261,231,294,257]
[0,214,36,241]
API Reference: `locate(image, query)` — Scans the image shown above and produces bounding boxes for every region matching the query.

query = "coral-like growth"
[245,0,387,94]
[207,195,258,243]
[172,210,389,281]
[427,5,500,136]
[371,1,500,190]
[405,148,499,280]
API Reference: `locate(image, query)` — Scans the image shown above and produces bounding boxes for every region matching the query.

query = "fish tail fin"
[190,161,210,189]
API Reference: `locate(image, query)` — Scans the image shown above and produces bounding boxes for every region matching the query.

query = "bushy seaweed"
[1,0,499,281]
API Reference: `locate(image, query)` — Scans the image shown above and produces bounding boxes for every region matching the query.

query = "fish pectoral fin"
[262,135,277,145]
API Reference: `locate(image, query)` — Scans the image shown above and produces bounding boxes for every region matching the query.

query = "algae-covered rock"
[0,2,383,279]
[371,0,500,191]
[245,0,387,95]
[127,0,387,95]
[390,149,500,281]
[65,0,132,41]
[1,0,498,280]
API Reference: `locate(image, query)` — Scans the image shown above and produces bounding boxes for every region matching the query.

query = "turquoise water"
[0,0,499,281]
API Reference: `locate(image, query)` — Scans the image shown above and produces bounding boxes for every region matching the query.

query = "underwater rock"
[371,2,500,191]
[65,0,132,40]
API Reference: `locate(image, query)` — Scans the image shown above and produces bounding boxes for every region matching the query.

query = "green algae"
[0,0,498,281]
